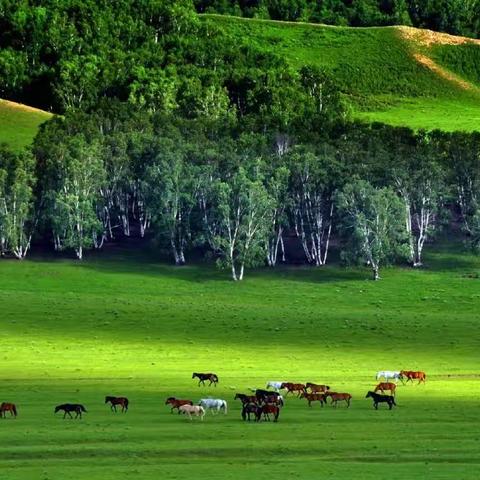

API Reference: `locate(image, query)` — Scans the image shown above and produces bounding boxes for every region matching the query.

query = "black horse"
[192,372,219,387]
[54,403,87,419]
[241,403,258,421]
[366,391,397,410]
[255,389,280,400]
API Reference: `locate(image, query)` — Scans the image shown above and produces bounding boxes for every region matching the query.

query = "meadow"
[0,245,479,479]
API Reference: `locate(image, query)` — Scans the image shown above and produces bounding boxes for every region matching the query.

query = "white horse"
[376,371,402,382]
[179,404,205,420]
[199,398,228,414]
[266,381,284,391]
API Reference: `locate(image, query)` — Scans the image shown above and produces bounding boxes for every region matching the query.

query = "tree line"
[195,0,480,39]
[1,103,480,280]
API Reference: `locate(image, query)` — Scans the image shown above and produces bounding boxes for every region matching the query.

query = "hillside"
[204,15,480,132]
[0,99,52,151]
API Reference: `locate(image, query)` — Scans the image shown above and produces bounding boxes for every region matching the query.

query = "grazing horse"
[241,403,258,421]
[374,382,397,396]
[280,383,306,397]
[235,393,257,405]
[366,391,397,410]
[266,381,284,391]
[165,397,193,413]
[105,396,129,413]
[179,404,205,420]
[0,402,17,418]
[256,404,280,422]
[325,392,352,408]
[192,372,219,387]
[376,371,402,382]
[199,398,228,414]
[400,370,426,384]
[305,383,330,393]
[300,392,327,407]
[54,404,87,419]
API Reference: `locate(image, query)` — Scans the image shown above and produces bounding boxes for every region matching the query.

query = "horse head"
[192,373,197,379]
[165,397,175,404]
[104,396,111,403]
[54,405,61,414]
[365,391,374,398]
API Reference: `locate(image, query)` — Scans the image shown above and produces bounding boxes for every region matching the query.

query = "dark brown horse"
[0,402,17,418]
[366,391,397,410]
[305,383,330,393]
[280,383,306,397]
[256,404,280,422]
[300,392,327,407]
[54,404,87,419]
[235,393,257,405]
[241,403,258,421]
[325,392,352,408]
[105,396,129,413]
[400,370,426,384]
[165,397,193,413]
[374,382,397,395]
[192,372,219,387]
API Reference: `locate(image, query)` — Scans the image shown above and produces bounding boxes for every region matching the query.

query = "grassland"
[205,15,480,132]
[0,245,479,479]
[0,99,52,151]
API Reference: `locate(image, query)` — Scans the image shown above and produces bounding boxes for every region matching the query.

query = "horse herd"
[0,370,426,421]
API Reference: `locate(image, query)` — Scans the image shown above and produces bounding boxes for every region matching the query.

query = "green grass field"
[0,245,479,479]
[0,99,52,151]
[205,15,480,132]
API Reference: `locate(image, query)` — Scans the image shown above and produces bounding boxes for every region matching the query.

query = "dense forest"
[195,0,480,38]
[1,1,480,280]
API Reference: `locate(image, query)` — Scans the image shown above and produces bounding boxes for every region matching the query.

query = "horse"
[199,398,227,414]
[262,394,284,407]
[255,389,280,401]
[234,393,257,405]
[0,402,17,418]
[376,371,402,382]
[400,370,426,384]
[300,392,327,407]
[366,391,397,410]
[105,396,129,413]
[325,392,352,408]
[54,404,87,419]
[256,404,280,422]
[192,372,219,387]
[374,382,397,396]
[241,403,258,421]
[305,383,330,393]
[179,404,205,420]
[266,381,284,391]
[165,397,193,413]
[280,383,306,397]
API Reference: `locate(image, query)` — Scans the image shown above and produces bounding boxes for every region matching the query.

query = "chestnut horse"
[280,383,306,397]
[105,396,129,413]
[300,392,327,407]
[374,382,396,395]
[305,383,330,393]
[400,370,426,384]
[325,392,352,408]
[165,397,193,413]
[192,372,219,387]
[256,404,280,422]
[0,402,17,418]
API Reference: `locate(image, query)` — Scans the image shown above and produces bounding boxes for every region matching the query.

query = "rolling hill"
[0,99,52,151]
[204,15,480,132]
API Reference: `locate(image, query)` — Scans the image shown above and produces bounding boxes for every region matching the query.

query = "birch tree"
[338,179,409,280]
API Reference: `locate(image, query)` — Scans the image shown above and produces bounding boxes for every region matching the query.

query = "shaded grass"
[0,247,479,479]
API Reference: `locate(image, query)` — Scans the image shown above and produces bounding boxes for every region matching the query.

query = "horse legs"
[374,402,378,410]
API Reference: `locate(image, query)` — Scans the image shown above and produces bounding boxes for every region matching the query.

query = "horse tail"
[223,401,227,414]
[12,405,17,416]
[125,399,129,409]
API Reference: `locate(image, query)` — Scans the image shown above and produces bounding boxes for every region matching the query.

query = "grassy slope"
[0,99,52,151]
[0,246,479,479]
[205,15,480,132]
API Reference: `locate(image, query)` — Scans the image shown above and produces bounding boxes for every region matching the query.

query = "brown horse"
[235,393,257,405]
[192,372,219,387]
[305,383,330,393]
[374,382,397,395]
[105,396,129,412]
[400,370,426,384]
[256,404,280,422]
[325,392,352,408]
[300,392,327,407]
[165,397,193,413]
[0,402,17,418]
[280,383,306,397]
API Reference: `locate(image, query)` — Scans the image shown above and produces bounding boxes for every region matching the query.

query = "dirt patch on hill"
[0,98,52,116]
[399,26,480,47]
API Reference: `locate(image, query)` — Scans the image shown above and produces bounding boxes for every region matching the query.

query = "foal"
[105,396,129,413]
[192,372,219,387]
